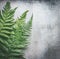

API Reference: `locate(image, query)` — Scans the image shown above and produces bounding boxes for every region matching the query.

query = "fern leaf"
[0,2,32,59]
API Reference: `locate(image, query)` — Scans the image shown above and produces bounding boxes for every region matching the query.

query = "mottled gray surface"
[0,0,60,59]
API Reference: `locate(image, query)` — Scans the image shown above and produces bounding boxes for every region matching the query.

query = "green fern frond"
[0,1,16,59]
[20,10,29,20]
[0,1,32,59]
[4,2,11,11]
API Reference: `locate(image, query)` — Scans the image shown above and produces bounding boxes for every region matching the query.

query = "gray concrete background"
[0,0,60,59]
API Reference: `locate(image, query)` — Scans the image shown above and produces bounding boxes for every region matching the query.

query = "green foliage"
[0,2,32,59]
